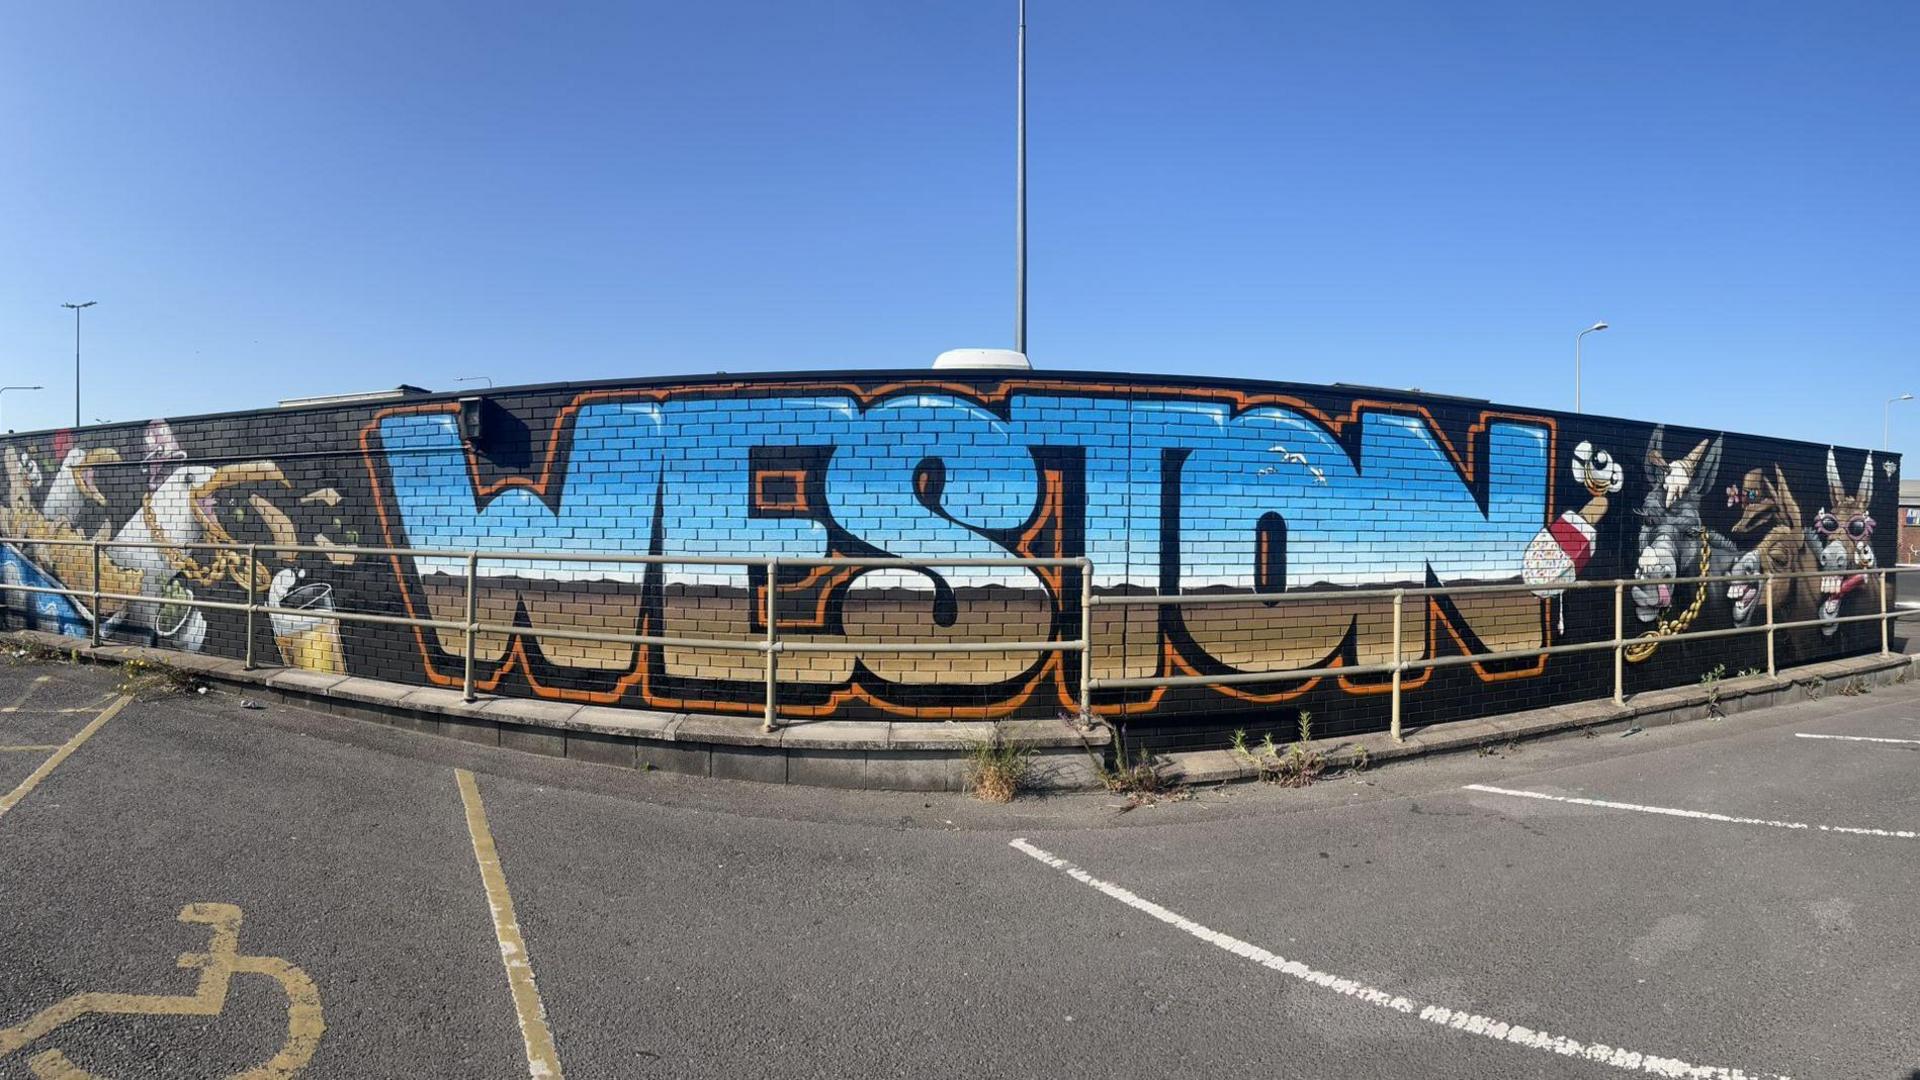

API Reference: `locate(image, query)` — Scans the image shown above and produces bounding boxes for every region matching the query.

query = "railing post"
[1764,575,1777,679]
[1880,568,1891,657]
[89,541,103,647]
[1078,557,1093,721]
[1611,582,1625,705]
[243,544,257,670]
[763,557,779,732]
[1389,588,1404,743]
[462,552,479,703]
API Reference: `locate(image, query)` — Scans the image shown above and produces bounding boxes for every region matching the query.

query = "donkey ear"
[1826,448,1845,509]
[1860,453,1874,505]
[1692,437,1723,497]
[1644,425,1668,482]
[1674,436,1715,499]
[1772,465,1801,522]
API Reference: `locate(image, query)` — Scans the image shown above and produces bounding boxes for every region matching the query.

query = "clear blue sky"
[2,1,1915,454]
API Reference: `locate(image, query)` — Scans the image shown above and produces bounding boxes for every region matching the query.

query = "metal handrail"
[0,536,1092,732]
[1091,567,1811,607]
[1089,565,1904,740]
[0,534,1081,569]
[0,534,1901,740]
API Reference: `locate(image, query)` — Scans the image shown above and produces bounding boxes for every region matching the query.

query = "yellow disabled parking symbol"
[0,903,324,1079]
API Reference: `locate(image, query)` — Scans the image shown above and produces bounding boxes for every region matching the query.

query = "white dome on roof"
[932,348,1032,370]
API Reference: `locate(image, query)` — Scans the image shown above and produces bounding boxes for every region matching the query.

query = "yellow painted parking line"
[0,695,132,824]
[0,675,53,715]
[456,768,565,1080]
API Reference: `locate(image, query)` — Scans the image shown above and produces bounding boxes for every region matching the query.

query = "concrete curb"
[6,630,1910,793]
[0,631,1107,793]
[1163,652,1920,785]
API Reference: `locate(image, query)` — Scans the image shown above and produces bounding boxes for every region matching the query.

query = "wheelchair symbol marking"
[0,903,324,1079]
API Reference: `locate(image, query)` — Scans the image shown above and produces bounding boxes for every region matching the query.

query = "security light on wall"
[458,396,487,445]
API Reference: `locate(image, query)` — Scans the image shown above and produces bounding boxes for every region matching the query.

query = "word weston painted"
[0,371,1898,741]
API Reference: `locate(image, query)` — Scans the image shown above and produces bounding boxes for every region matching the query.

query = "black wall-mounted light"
[458,396,487,446]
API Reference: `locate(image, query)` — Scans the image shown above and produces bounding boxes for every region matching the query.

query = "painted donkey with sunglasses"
[1814,448,1877,636]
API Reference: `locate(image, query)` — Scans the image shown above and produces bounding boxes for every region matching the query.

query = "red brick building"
[1901,479,1920,565]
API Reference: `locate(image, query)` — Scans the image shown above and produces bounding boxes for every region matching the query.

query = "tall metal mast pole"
[62,301,96,427]
[1015,0,1028,356]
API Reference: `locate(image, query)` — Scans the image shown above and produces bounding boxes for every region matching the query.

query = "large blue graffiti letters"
[1008,398,1549,678]
[380,404,664,671]
[822,395,1052,685]
[374,388,1552,711]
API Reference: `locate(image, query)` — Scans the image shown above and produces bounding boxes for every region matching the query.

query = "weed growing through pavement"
[1736,667,1763,679]
[1699,663,1728,718]
[1839,676,1871,698]
[963,722,1035,804]
[1476,738,1523,758]
[117,657,205,700]
[1231,710,1328,788]
[1058,712,1190,810]
[1804,676,1827,701]
[4,640,80,667]
[1087,727,1188,810]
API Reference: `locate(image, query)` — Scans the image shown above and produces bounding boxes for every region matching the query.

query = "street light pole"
[1885,393,1913,450]
[1575,321,1608,412]
[0,385,44,431]
[61,301,97,428]
[1014,0,1027,357]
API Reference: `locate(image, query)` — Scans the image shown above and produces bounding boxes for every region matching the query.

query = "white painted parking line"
[1793,732,1920,746]
[1009,838,1789,1080]
[1464,784,1920,840]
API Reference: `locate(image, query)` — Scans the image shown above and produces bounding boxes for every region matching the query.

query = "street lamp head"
[61,301,96,310]
[1587,322,1609,333]
[1898,393,1915,402]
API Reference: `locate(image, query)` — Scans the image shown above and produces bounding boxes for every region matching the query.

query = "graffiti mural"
[1724,465,1820,634]
[1,421,354,674]
[0,373,1899,738]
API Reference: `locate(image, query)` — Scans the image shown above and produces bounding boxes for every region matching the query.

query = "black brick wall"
[0,370,1898,748]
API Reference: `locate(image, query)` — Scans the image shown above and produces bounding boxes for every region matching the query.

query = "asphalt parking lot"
[1,643,1917,1079]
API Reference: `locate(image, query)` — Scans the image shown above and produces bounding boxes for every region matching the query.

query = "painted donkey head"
[1723,465,1819,629]
[1632,427,1732,624]
[1814,448,1876,634]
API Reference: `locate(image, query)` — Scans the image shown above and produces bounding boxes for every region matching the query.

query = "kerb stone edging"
[0,630,1106,792]
[1162,652,1919,785]
[5,629,1910,793]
